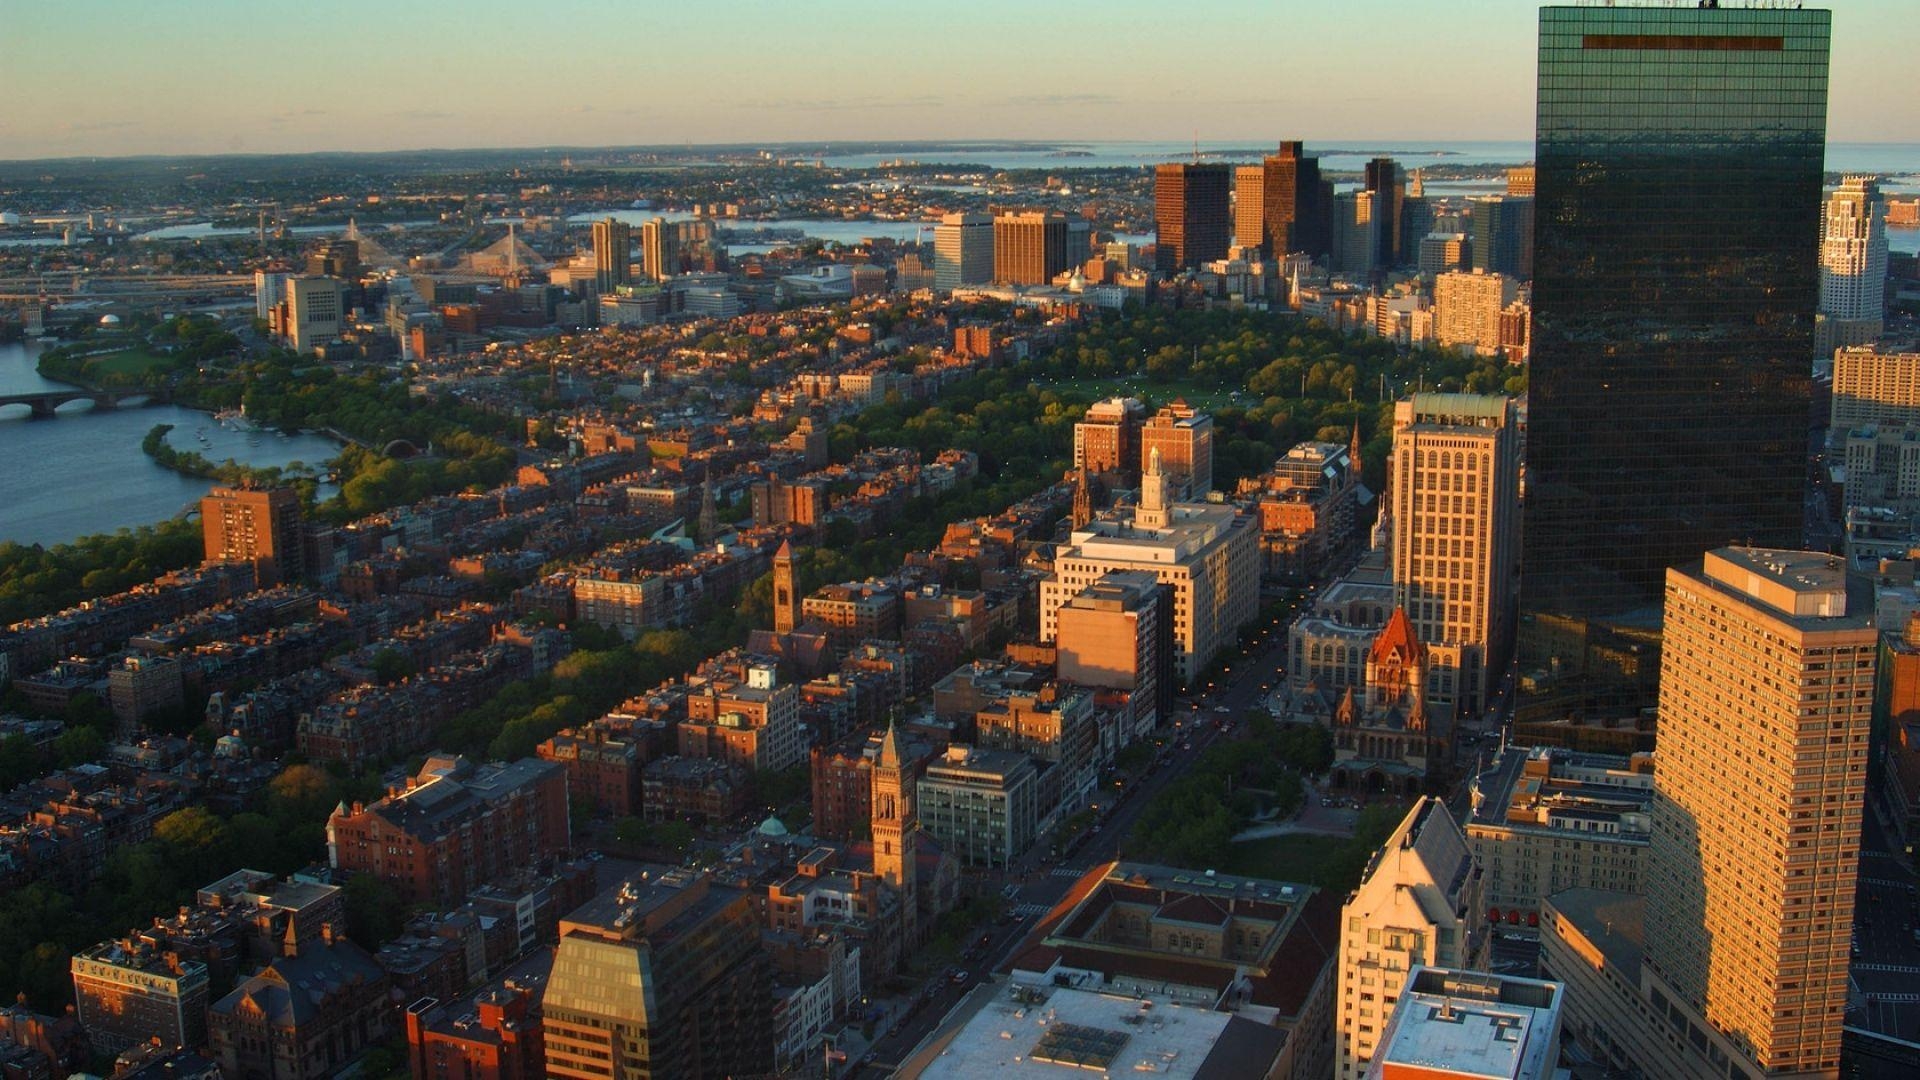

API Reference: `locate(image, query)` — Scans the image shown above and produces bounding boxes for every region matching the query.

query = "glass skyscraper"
[1518,6,1830,722]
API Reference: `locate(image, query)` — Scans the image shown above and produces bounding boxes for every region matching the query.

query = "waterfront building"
[542,869,772,1080]
[1364,967,1562,1080]
[932,212,993,293]
[1519,4,1830,722]
[201,485,305,587]
[1388,393,1521,715]
[1041,451,1258,685]
[993,211,1071,285]
[1139,399,1214,500]
[590,218,631,293]
[640,217,678,281]
[1818,175,1888,344]
[1337,798,1487,1080]
[1432,270,1520,358]
[1153,163,1232,271]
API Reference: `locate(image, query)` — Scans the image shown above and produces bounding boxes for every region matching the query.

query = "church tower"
[1071,469,1093,530]
[871,717,918,948]
[773,539,798,634]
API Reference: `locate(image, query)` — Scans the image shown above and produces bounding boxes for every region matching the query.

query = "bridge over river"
[0,386,171,419]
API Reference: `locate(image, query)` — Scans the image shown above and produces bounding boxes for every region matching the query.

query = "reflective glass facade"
[1519,6,1830,720]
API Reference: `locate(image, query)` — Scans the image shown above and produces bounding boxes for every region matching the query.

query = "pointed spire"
[775,538,793,560]
[1349,421,1364,476]
[878,714,904,770]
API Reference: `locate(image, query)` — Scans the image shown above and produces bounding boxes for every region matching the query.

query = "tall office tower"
[591,217,631,292]
[1631,549,1871,1079]
[1153,162,1232,271]
[282,275,343,353]
[1337,798,1487,1080]
[1233,164,1267,252]
[1073,396,1147,488]
[870,719,918,948]
[1399,196,1436,262]
[641,216,679,281]
[932,211,993,293]
[1365,157,1406,268]
[202,485,304,586]
[253,270,289,321]
[1818,175,1889,352]
[1139,399,1214,500]
[1506,166,1536,197]
[1519,6,1830,722]
[1467,195,1533,279]
[993,211,1071,284]
[543,869,773,1080]
[1388,393,1521,717]
[1260,140,1332,259]
[1332,191,1380,277]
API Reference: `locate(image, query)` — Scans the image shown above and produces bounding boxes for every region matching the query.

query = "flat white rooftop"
[915,986,1232,1080]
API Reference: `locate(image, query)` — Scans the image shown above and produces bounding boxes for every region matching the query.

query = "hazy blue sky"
[3,0,1913,159]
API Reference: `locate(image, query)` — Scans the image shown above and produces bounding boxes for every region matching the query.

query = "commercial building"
[1337,798,1487,1080]
[280,275,343,353]
[1840,422,1920,512]
[541,869,771,1080]
[932,212,993,293]
[993,211,1071,285]
[590,218,631,293]
[71,939,210,1056]
[1005,861,1341,1080]
[1388,393,1521,717]
[1073,396,1147,489]
[1233,164,1268,253]
[1041,452,1259,685]
[1818,176,1888,331]
[802,582,902,657]
[1363,967,1563,1080]
[1432,270,1521,358]
[640,217,679,281]
[326,755,571,906]
[201,485,305,587]
[915,745,1037,869]
[1467,196,1533,280]
[1418,232,1471,276]
[1519,5,1830,722]
[1154,163,1232,271]
[1140,399,1214,500]
[1333,191,1380,278]
[1253,141,1332,259]
[1831,347,1920,437]
[1054,571,1170,741]
[1466,746,1652,929]
[1242,439,1368,584]
[1364,158,1405,269]
[1543,547,1874,1080]
[254,270,289,322]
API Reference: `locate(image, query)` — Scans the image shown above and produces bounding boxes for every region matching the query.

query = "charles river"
[0,340,342,548]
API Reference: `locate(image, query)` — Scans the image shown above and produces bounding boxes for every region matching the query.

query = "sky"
[2,0,1914,160]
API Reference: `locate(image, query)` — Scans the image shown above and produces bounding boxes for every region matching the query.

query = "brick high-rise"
[1153,162,1231,271]
[202,485,305,587]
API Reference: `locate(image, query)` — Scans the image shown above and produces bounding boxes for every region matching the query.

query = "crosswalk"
[1050,865,1085,879]
[1010,902,1053,918]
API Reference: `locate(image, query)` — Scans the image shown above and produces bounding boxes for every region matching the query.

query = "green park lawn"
[1042,374,1243,412]
[86,347,175,377]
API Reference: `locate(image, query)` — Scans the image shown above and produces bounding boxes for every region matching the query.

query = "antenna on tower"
[1192,131,1200,164]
